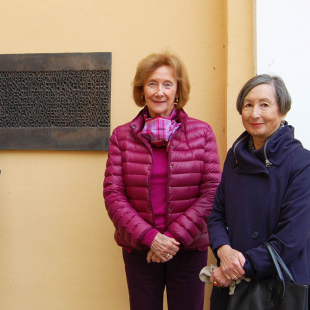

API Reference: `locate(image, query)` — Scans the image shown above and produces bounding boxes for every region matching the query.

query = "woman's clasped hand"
[147,233,180,263]
[210,245,246,287]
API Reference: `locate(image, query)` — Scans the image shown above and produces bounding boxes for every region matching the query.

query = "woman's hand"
[217,244,246,280]
[146,249,163,263]
[148,233,180,263]
[210,267,232,287]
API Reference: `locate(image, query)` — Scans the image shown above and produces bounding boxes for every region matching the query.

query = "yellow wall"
[226,1,255,147]
[0,1,253,309]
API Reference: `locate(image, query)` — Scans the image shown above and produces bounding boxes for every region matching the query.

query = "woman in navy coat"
[207,74,310,309]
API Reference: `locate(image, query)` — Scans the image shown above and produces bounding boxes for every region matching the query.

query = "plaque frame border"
[0,52,111,151]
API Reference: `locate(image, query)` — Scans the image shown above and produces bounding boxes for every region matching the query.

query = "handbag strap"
[264,242,300,299]
[264,242,285,298]
[265,242,296,283]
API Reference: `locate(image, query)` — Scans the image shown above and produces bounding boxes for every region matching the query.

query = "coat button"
[168,208,171,211]
[169,186,171,189]
[252,231,259,239]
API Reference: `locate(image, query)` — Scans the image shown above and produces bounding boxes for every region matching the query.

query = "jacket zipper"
[233,134,249,164]
[264,139,272,167]
[233,133,272,168]
[165,132,175,230]
[165,120,183,229]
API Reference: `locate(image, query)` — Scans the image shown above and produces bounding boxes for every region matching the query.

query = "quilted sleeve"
[166,125,221,246]
[103,128,154,249]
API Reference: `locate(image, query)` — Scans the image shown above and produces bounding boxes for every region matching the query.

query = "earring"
[175,98,179,103]
[280,120,285,126]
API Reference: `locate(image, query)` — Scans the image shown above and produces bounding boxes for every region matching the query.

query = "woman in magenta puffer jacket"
[103,52,221,310]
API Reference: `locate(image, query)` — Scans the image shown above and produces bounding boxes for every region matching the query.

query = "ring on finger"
[166,253,172,260]
[213,281,218,287]
[231,274,237,280]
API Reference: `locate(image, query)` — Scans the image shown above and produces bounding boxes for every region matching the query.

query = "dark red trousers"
[122,249,208,310]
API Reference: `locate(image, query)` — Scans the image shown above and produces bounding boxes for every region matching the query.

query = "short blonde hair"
[133,52,190,109]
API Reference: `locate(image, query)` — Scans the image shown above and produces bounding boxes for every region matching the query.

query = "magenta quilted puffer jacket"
[103,108,221,251]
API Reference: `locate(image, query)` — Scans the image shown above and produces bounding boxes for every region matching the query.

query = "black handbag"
[227,242,309,310]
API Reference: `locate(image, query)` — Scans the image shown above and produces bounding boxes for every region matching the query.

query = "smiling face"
[142,65,178,118]
[242,83,286,150]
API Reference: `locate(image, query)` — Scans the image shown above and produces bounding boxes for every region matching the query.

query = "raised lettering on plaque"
[0,53,111,150]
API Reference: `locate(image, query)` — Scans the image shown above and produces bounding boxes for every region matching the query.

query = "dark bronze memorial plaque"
[0,52,111,150]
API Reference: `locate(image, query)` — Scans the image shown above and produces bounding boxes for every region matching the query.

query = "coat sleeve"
[207,150,233,259]
[243,152,310,278]
[103,128,156,249]
[166,126,221,247]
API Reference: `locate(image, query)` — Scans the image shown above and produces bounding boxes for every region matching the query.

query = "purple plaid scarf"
[139,108,181,150]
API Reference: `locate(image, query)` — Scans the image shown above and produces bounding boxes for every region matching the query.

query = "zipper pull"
[263,139,272,167]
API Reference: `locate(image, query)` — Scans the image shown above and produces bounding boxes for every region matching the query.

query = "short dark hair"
[236,74,291,115]
[133,52,190,109]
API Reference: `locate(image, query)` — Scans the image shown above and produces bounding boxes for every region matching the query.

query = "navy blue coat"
[208,124,310,284]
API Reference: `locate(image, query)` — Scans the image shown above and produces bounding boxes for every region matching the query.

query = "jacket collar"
[233,123,302,174]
